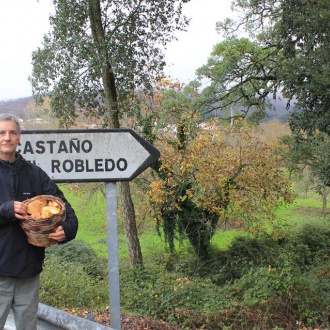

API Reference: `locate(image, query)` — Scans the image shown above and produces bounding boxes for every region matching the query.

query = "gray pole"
[106,182,121,330]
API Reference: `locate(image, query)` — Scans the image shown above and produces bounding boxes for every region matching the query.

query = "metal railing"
[5,303,115,330]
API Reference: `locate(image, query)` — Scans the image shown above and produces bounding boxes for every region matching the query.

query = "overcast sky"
[0,0,233,101]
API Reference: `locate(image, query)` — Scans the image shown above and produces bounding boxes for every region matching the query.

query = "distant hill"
[267,96,291,122]
[0,95,291,122]
[0,97,33,117]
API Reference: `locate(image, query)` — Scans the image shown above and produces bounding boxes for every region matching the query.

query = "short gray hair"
[0,113,21,134]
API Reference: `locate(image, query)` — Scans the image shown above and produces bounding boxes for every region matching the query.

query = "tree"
[197,0,330,134]
[30,0,190,267]
[141,80,294,260]
[278,131,330,213]
[196,37,278,123]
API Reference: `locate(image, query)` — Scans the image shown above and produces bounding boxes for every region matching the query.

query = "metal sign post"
[20,129,160,330]
[106,182,121,330]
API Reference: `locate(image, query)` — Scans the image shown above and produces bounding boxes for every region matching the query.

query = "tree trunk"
[88,0,143,267]
[322,185,327,215]
[119,182,143,267]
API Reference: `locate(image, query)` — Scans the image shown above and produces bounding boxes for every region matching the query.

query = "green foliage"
[215,263,330,329]
[40,189,330,329]
[118,220,330,329]
[209,234,283,285]
[196,37,277,122]
[285,220,330,269]
[119,265,223,328]
[210,220,330,284]
[278,131,330,191]
[46,239,107,279]
[199,0,330,136]
[40,257,108,310]
[41,239,109,309]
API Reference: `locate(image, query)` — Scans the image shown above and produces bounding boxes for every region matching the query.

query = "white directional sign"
[19,129,160,182]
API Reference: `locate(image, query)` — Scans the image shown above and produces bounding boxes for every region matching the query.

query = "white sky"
[0,0,233,101]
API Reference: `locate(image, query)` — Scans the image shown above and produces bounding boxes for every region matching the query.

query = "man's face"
[0,120,20,158]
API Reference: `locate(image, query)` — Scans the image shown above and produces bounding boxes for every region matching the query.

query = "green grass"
[275,193,326,226]
[211,229,244,250]
[59,184,191,261]
[59,183,329,262]
[59,184,108,256]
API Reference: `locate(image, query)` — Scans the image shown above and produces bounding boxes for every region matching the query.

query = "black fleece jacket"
[0,153,78,278]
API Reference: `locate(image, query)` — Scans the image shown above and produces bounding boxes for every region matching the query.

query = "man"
[0,113,78,330]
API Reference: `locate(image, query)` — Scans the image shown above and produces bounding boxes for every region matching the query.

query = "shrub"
[39,220,330,329]
[209,220,330,286]
[208,233,284,285]
[46,239,107,279]
[290,262,330,327]
[40,259,109,309]
[284,220,330,269]
[119,265,223,328]
[41,239,109,311]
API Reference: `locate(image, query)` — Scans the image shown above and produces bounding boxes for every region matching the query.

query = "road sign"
[19,129,160,182]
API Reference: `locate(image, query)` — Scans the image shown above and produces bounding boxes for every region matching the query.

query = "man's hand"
[14,201,27,220]
[49,225,66,242]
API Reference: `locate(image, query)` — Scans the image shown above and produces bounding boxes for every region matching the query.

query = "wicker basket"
[21,195,66,247]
